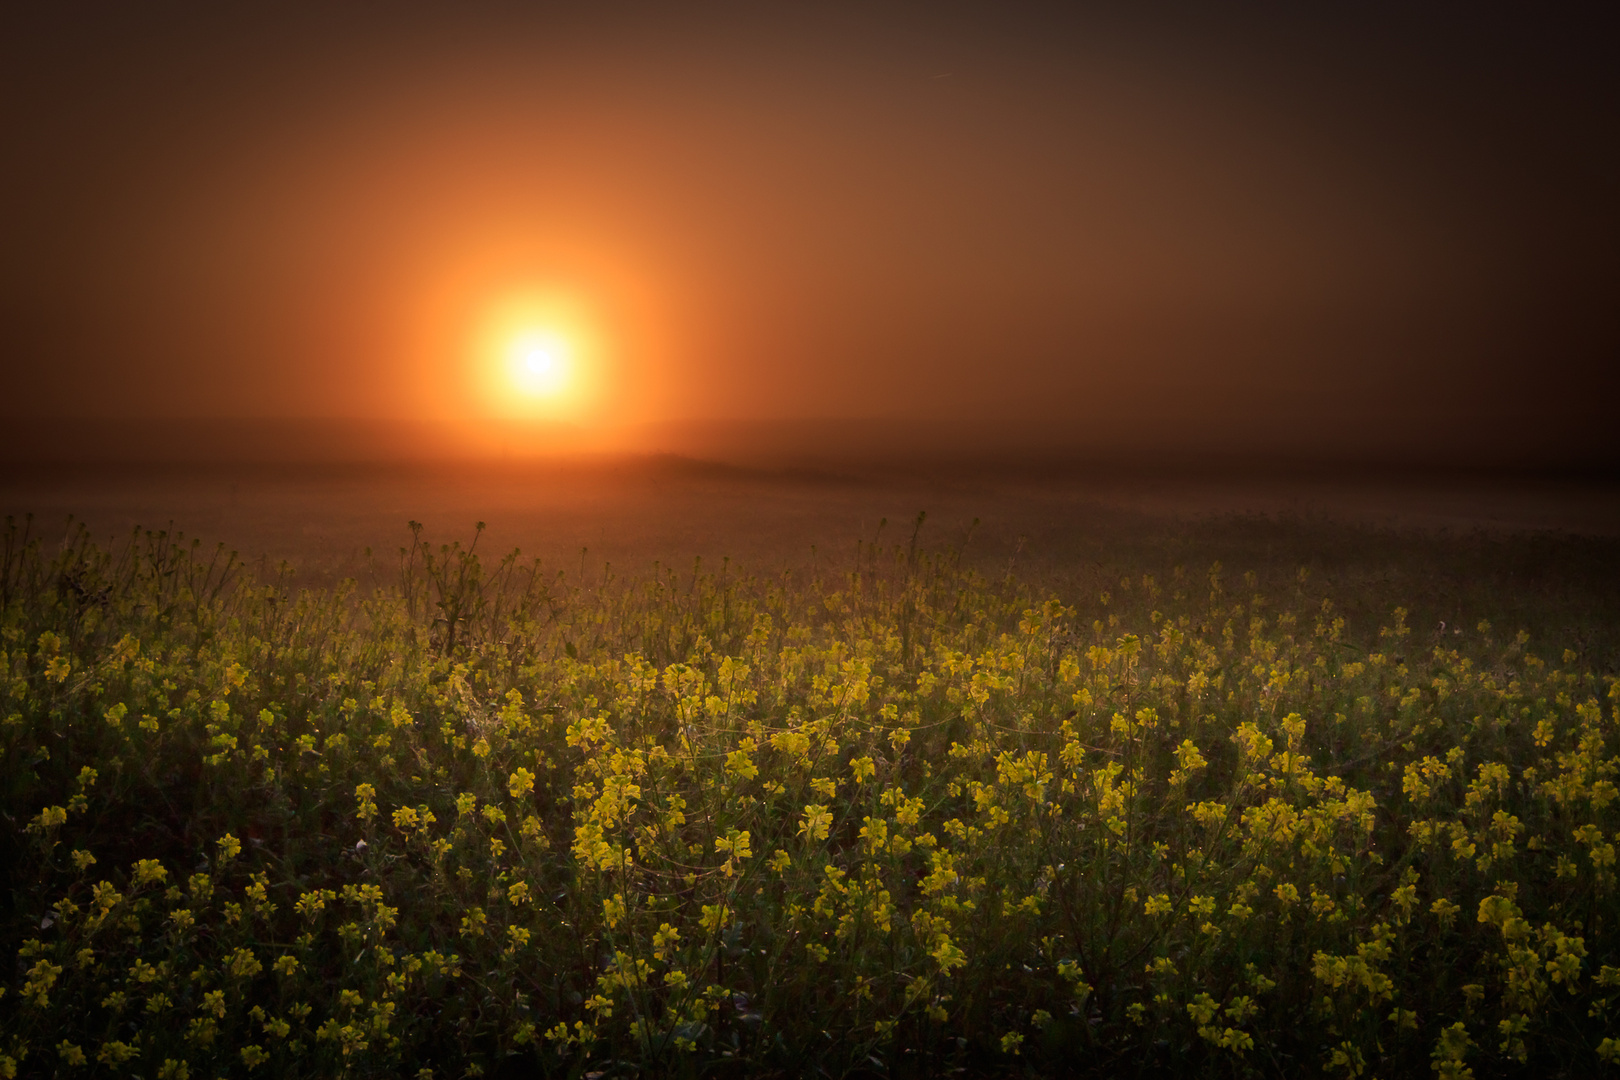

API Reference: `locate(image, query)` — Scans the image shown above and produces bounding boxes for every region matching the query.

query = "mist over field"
[3,452,1617,642]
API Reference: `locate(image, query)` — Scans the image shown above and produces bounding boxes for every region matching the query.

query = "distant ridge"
[2,414,1616,482]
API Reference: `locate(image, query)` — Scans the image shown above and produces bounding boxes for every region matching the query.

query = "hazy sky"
[2,4,1616,465]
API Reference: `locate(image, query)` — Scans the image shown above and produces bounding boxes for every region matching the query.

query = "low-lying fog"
[2,458,1616,607]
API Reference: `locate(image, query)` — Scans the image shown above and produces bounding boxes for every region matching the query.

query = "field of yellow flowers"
[2,515,1618,1078]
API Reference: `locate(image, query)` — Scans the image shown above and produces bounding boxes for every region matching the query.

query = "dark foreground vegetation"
[2,514,1619,1077]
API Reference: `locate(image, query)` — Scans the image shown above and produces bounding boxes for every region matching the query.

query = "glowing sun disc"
[510,336,570,397]
[470,287,607,423]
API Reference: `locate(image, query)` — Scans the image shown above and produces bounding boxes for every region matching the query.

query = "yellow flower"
[98,1041,139,1067]
[725,747,759,782]
[602,894,626,928]
[930,934,966,973]
[652,922,681,960]
[715,830,752,874]
[30,806,67,831]
[508,768,535,799]
[799,803,834,843]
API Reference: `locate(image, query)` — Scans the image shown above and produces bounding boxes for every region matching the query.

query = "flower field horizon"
[2,513,1618,1078]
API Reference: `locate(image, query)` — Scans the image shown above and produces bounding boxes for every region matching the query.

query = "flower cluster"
[0,520,1617,1076]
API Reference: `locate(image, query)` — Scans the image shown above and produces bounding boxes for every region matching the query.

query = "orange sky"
[2,6,1616,466]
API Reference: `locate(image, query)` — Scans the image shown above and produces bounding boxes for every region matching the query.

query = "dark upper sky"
[2,3,1616,466]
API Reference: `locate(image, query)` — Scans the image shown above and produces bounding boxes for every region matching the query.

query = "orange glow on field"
[470,289,606,422]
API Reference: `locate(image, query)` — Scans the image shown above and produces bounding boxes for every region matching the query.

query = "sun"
[509,332,571,398]
[470,288,605,422]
